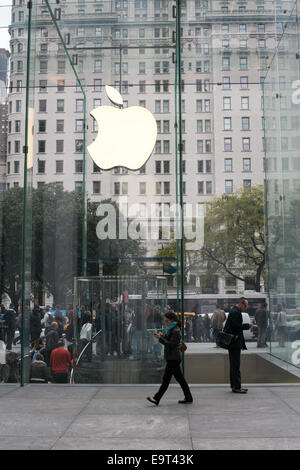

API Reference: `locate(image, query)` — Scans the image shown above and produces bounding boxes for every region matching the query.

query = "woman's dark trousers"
[154,360,193,403]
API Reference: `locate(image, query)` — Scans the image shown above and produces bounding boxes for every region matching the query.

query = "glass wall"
[3,0,300,385]
[264,0,300,370]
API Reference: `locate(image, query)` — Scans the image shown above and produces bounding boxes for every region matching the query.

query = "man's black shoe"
[178,399,193,404]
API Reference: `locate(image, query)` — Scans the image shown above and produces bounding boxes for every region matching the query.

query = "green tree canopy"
[200,186,265,292]
[0,185,145,307]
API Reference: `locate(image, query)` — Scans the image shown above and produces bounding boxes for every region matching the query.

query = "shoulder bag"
[216,330,238,350]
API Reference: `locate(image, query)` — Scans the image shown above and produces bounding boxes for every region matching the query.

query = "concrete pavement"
[1,384,300,450]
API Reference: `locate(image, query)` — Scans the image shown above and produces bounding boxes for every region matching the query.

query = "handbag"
[180,341,187,352]
[216,331,237,350]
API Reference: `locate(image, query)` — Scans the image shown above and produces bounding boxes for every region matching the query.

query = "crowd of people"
[0,300,293,384]
[0,304,77,384]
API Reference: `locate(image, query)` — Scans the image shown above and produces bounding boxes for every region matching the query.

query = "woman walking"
[147,311,193,406]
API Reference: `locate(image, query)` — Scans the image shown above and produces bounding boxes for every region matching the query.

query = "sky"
[0,3,11,52]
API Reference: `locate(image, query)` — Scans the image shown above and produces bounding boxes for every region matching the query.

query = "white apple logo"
[87,86,157,171]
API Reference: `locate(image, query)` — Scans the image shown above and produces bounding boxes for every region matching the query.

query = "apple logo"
[87,86,157,171]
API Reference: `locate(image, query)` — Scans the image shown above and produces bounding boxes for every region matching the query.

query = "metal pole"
[21,0,33,386]
[175,0,185,369]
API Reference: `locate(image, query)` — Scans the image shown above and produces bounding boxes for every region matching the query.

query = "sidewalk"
[1,384,300,450]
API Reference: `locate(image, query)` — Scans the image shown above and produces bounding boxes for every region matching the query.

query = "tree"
[200,186,265,292]
[0,185,145,307]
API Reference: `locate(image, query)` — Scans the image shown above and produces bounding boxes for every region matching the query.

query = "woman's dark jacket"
[223,305,250,350]
[159,325,182,361]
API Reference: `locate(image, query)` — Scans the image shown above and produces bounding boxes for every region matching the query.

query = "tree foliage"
[200,186,265,292]
[0,185,145,307]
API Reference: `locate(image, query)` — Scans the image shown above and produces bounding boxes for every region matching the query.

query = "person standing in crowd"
[132,306,143,360]
[185,317,193,342]
[41,306,53,335]
[211,307,226,345]
[147,311,193,406]
[79,309,93,362]
[30,338,46,361]
[45,321,59,366]
[0,304,6,342]
[204,314,211,342]
[50,339,73,383]
[276,304,287,347]
[65,313,75,360]
[54,308,64,337]
[3,304,16,351]
[30,353,50,384]
[223,297,252,394]
[30,306,42,347]
[3,351,20,383]
[255,302,268,348]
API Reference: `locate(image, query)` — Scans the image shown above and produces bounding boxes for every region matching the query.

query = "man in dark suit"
[223,297,252,394]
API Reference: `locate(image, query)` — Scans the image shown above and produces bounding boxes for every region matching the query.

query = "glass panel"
[17,0,180,384]
[71,276,167,384]
[4,0,300,386]
[264,1,300,374]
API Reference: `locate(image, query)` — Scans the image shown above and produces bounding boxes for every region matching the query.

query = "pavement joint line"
[49,387,100,451]
[267,387,300,418]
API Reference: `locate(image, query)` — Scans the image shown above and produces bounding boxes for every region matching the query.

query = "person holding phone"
[146,311,193,406]
[224,297,252,394]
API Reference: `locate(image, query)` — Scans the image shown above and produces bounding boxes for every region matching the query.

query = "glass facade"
[1,0,300,385]
[264,1,300,370]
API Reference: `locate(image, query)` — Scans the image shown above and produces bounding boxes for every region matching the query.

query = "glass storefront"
[1,0,300,385]
[264,1,300,372]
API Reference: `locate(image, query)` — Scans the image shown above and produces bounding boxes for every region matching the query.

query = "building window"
[224,138,232,151]
[38,140,46,153]
[243,179,251,189]
[242,117,250,130]
[198,181,204,194]
[93,181,101,194]
[223,97,231,110]
[38,120,46,133]
[56,120,64,132]
[75,182,83,193]
[39,100,47,112]
[225,158,232,172]
[222,77,230,89]
[241,96,249,109]
[94,79,102,91]
[56,99,64,112]
[139,182,146,195]
[56,160,64,173]
[240,57,248,70]
[243,158,251,172]
[224,117,231,130]
[76,99,84,113]
[75,119,84,132]
[240,76,248,89]
[206,181,212,194]
[14,161,20,174]
[56,140,64,153]
[75,160,83,173]
[225,180,233,193]
[242,137,250,151]
[38,160,46,174]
